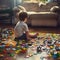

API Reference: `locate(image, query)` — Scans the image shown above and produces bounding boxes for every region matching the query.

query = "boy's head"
[19,12,28,21]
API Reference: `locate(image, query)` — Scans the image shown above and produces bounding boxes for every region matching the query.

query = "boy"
[14,12,38,42]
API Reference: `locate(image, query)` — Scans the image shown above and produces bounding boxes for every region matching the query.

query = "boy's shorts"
[14,33,27,42]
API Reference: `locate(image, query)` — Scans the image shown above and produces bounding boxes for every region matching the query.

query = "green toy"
[9,53,14,57]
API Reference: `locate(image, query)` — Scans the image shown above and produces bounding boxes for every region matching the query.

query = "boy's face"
[24,18,27,22]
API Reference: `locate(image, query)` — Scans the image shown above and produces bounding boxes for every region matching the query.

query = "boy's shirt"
[14,21,29,37]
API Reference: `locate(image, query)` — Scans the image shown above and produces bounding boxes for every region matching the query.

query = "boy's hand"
[36,32,39,36]
[35,32,39,36]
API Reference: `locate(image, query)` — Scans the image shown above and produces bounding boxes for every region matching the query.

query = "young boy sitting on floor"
[14,12,38,42]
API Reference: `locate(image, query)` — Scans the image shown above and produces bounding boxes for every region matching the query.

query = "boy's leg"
[20,33,28,42]
[14,33,28,42]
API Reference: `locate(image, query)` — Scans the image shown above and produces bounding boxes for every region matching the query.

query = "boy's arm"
[26,31,38,39]
[14,29,18,37]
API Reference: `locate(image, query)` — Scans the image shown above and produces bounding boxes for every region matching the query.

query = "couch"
[27,12,58,27]
[20,2,58,27]
[12,2,59,27]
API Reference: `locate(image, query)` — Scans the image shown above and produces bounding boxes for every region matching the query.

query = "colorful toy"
[52,50,58,60]
[57,51,60,58]
[9,53,15,57]
[37,46,41,53]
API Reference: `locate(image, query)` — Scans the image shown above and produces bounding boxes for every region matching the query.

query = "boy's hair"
[19,12,28,21]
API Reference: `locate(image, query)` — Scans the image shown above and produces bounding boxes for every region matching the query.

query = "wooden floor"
[0,24,60,34]
[29,26,60,34]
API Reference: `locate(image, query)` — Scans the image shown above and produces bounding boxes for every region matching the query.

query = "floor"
[0,25,60,60]
[15,50,55,60]
[29,26,60,34]
[0,24,60,34]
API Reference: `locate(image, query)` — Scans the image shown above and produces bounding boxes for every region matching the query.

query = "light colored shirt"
[14,21,29,37]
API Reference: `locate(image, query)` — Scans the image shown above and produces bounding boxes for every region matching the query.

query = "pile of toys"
[0,28,29,60]
[0,28,60,60]
[0,28,17,60]
[15,40,28,54]
[25,33,60,59]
